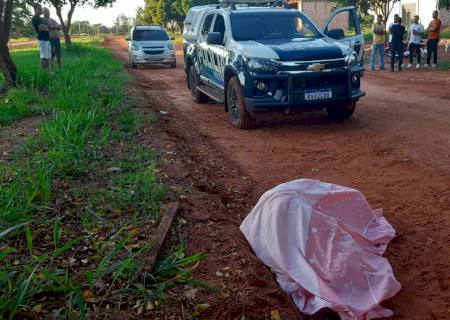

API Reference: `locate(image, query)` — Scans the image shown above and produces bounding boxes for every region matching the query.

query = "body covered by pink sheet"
[240,179,401,320]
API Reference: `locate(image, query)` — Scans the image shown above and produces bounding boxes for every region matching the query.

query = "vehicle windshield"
[231,11,322,41]
[132,29,169,41]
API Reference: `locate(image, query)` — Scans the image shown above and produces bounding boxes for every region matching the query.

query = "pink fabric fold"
[240,179,401,320]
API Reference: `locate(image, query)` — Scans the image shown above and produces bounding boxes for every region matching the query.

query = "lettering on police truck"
[198,44,228,81]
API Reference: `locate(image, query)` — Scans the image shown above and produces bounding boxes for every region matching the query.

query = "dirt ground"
[104,37,450,320]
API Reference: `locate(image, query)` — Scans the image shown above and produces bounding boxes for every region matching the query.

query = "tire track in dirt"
[105,37,450,320]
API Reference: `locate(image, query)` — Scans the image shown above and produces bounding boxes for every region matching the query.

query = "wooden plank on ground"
[137,202,179,277]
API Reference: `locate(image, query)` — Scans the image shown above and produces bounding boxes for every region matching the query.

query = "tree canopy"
[334,0,400,22]
[142,0,218,30]
[39,0,117,48]
[438,0,450,10]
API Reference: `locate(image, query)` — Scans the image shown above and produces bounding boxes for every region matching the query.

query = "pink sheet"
[240,179,401,319]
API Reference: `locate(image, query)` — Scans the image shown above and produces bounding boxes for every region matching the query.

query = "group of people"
[32,4,62,70]
[370,10,442,72]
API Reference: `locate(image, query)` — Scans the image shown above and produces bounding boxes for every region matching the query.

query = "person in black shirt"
[389,16,406,72]
[32,4,51,69]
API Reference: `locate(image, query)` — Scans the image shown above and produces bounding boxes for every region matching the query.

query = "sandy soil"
[104,37,450,319]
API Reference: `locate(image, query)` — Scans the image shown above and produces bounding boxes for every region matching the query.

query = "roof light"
[220,0,290,9]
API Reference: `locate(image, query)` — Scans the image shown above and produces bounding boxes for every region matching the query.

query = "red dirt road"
[105,37,450,319]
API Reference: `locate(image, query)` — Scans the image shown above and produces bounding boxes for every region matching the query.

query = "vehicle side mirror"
[206,32,223,45]
[327,29,345,40]
[170,36,175,41]
[125,36,131,41]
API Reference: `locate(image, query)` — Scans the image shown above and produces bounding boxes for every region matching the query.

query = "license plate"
[304,89,332,101]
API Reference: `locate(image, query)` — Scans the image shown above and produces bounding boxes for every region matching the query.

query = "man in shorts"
[43,8,62,68]
[32,4,51,69]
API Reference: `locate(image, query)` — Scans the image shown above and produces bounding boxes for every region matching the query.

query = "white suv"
[127,25,176,69]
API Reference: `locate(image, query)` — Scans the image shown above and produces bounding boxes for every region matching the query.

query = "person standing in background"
[388,14,399,42]
[389,16,405,72]
[405,15,424,69]
[424,10,441,68]
[31,4,51,69]
[43,8,62,69]
[370,15,386,71]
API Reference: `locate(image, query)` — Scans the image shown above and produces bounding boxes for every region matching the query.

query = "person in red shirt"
[425,10,442,68]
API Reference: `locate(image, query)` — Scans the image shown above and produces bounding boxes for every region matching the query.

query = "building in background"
[287,0,346,29]
[386,0,449,28]
[287,0,449,31]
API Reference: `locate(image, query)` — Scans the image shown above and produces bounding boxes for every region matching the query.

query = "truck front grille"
[292,73,347,90]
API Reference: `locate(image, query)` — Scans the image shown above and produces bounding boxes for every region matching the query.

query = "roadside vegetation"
[0,41,205,318]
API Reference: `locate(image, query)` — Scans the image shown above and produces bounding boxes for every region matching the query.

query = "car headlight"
[245,57,281,72]
[345,52,358,67]
[168,43,174,51]
[131,44,140,51]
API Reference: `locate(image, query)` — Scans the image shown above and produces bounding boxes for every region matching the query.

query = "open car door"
[322,6,364,64]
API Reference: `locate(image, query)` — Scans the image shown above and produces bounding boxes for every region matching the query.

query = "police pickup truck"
[183,0,365,129]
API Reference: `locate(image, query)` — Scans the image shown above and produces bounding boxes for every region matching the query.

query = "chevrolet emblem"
[307,63,326,71]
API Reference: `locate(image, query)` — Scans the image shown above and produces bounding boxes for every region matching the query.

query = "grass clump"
[0,43,206,318]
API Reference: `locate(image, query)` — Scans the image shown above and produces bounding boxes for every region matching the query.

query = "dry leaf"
[184,287,199,299]
[215,271,223,277]
[128,243,141,249]
[132,300,141,310]
[32,304,43,314]
[82,289,94,301]
[196,303,210,310]
[271,310,281,320]
[129,229,140,236]
[137,305,144,315]
[146,301,155,310]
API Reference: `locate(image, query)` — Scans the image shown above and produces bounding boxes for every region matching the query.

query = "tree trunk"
[0,46,17,88]
[0,0,16,89]
[55,5,76,50]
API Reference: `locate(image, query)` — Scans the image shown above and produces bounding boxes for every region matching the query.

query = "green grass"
[9,37,33,43]
[438,61,450,70]
[0,42,205,318]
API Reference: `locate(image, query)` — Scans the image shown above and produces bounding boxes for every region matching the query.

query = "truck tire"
[327,101,356,120]
[189,65,208,103]
[227,77,255,129]
[170,61,177,69]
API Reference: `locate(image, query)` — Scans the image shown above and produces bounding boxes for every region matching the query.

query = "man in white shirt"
[405,15,424,68]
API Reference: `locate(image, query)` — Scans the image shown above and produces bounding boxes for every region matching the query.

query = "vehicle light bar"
[220,0,290,9]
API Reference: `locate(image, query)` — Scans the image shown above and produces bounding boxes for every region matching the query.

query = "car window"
[201,14,214,37]
[212,14,226,44]
[133,29,169,41]
[326,10,358,36]
[231,12,321,41]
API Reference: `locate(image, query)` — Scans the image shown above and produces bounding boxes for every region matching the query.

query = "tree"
[134,6,149,25]
[438,0,450,10]
[41,0,116,49]
[334,0,400,22]
[142,0,217,30]
[113,14,132,34]
[0,0,17,88]
[11,1,33,38]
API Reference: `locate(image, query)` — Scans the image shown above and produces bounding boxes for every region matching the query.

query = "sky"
[46,0,145,27]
